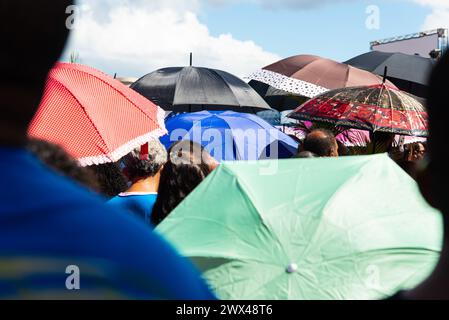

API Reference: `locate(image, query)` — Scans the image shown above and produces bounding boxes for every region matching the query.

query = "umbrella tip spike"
[382,66,388,84]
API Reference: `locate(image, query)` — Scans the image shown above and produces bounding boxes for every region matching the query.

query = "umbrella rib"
[400,91,421,137]
[386,86,394,133]
[372,84,385,133]
[328,91,349,130]
[172,68,185,107]
[305,247,440,266]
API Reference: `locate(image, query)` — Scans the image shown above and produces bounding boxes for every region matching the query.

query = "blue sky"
[66,0,447,78]
[201,0,432,62]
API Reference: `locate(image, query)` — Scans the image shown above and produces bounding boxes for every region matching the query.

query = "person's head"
[89,163,128,199]
[303,129,339,157]
[122,140,168,183]
[418,52,449,234]
[296,151,318,159]
[405,142,426,162]
[1,1,73,146]
[151,140,218,226]
[27,139,99,192]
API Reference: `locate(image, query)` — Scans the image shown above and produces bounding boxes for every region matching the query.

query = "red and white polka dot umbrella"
[28,63,167,166]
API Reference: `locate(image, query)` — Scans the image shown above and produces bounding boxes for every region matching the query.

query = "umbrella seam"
[210,69,241,107]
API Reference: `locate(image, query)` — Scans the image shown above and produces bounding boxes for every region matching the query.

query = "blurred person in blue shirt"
[0,0,214,300]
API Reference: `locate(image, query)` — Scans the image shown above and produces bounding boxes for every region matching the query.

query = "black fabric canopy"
[344,51,436,98]
[130,67,271,113]
[248,80,308,112]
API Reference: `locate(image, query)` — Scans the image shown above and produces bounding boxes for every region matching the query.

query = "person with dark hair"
[89,162,128,198]
[389,52,449,299]
[27,139,100,192]
[302,129,339,157]
[0,1,214,299]
[337,140,351,157]
[151,140,218,226]
[109,140,167,224]
[404,142,426,162]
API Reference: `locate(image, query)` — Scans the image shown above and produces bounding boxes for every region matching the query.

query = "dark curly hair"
[89,162,128,199]
[122,140,167,182]
[27,139,100,192]
[151,140,216,226]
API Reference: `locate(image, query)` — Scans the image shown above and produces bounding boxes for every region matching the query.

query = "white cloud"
[422,9,449,30]
[64,0,280,78]
[64,0,362,78]
[412,0,449,30]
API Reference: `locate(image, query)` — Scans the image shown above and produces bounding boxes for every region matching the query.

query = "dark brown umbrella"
[248,55,397,110]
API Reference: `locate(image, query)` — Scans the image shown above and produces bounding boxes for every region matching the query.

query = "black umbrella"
[248,80,309,112]
[130,67,271,113]
[344,51,436,98]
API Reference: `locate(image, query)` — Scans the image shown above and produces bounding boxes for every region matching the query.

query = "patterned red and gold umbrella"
[28,63,167,166]
[288,84,428,137]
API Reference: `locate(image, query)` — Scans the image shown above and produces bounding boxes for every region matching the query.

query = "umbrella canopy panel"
[157,155,443,300]
[160,111,299,162]
[249,80,309,112]
[265,55,393,88]
[131,67,271,113]
[344,51,435,98]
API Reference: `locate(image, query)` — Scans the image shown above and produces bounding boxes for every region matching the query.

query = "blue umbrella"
[160,111,299,161]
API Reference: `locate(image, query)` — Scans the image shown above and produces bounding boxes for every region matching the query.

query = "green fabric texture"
[156,154,443,300]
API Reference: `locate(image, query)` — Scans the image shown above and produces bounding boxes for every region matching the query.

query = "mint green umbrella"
[156,155,443,300]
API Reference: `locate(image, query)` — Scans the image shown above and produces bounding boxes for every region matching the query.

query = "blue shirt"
[0,147,215,300]
[109,193,157,225]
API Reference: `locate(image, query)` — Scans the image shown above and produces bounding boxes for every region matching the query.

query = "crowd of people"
[295,128,428,180]
[1,0,449,300]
